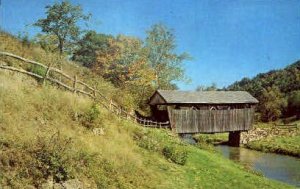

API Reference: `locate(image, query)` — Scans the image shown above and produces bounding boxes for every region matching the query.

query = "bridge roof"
[149,90,259,105]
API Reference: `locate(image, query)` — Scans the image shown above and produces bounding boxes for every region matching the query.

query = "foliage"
[258,86,287,122]
[75,32,156,110]
[227,60,300,121]
[72,31,113,68]
[28,132,76,184]
[145,24,191,89]
[33,33,58,53]
[162,145,188,165]
[133,128,189,165]
[196,83,218,91]
[26,64,47,77]
[34,0,90,55]
[287,90,300,117]
[78,103,101,129]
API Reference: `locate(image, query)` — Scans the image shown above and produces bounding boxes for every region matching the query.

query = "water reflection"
[216,145,300,187]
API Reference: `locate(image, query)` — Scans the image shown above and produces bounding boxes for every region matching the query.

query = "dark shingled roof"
[155,90,259,104]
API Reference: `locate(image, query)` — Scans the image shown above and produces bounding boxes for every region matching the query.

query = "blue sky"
[1,0,300,90]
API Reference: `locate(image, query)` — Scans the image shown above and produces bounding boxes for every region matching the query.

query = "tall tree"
[72,31,112,68]
[145,24,190,89]
[258,86,287,122]
[34,1,90,55]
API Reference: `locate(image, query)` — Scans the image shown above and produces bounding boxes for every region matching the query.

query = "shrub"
[28,132,76,184]
[162,144,188,165]
[133,128,189,165]
[0,132,79,187]
[79,103,100,129]
[26,64,46,77]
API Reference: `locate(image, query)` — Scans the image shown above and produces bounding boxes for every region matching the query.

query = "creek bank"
[216,145,300,187]
[241,127,300,157]
[193,126,300,157]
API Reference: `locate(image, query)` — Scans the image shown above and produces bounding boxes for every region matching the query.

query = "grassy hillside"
[0,31,136,109]
[0,71,292,188]
[227,60,300,95]
[0,32,293,188]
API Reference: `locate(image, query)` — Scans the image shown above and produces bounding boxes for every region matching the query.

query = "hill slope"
[0,31,292,188]
[227,60,300,121]
[0,71,291,188]
[227,60,300,96]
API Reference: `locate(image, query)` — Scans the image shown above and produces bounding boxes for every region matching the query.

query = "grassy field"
[193,133,229,145]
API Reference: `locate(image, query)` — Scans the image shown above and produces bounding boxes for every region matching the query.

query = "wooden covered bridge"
[149,90,259,146]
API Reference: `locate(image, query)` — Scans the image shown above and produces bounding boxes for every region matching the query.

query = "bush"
[133,128,189,165]
[26,64,46,77]
[28,132,76,185]
[79,103,100,129]
[162,145,188,165]
[0,132,79,187]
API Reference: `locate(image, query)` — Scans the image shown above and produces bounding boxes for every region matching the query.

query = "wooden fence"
[169,108,255,133]
[0,51,170,128]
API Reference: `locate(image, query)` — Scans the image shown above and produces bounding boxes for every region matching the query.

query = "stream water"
[216,145,300,187]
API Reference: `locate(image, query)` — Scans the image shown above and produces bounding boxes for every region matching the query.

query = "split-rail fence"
[0,51,170,128]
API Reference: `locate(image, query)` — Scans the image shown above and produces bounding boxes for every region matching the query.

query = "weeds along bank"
[0,71,292,188]
[244,122,300,157]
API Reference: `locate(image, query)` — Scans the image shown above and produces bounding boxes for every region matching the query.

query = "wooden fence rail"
[0,51,170,128]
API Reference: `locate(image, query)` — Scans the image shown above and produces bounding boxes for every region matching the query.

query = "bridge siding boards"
[170,108,254,134]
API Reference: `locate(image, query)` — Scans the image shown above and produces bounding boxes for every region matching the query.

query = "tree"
[33,33,58,53]
[258,86,287,122]
[287,90,300,118]
[196,83,218,91]
[145,24,190,89]
[72,31,112,67]
[34,1,90,55]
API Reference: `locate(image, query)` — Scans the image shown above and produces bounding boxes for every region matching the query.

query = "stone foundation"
[240,127,298,144]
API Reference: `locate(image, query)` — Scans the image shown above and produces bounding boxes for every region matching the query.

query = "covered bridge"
[149,90,259,146]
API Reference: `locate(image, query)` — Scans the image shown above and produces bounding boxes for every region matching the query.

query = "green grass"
[194,133,229,144]
[246,120,300,157]
[245,135,300,157]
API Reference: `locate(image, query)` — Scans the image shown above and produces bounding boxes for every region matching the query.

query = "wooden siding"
[169,108,255,133]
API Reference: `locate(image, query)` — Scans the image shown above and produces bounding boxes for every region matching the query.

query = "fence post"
[109,99,113,111]
[93,85,96,98]
[73,75,77,94]
[43,65,51,85]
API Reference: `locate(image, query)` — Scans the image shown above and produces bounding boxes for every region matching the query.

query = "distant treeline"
[227,61,300,122]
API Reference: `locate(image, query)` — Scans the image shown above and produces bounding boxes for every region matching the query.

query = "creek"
[216,145,300,187]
